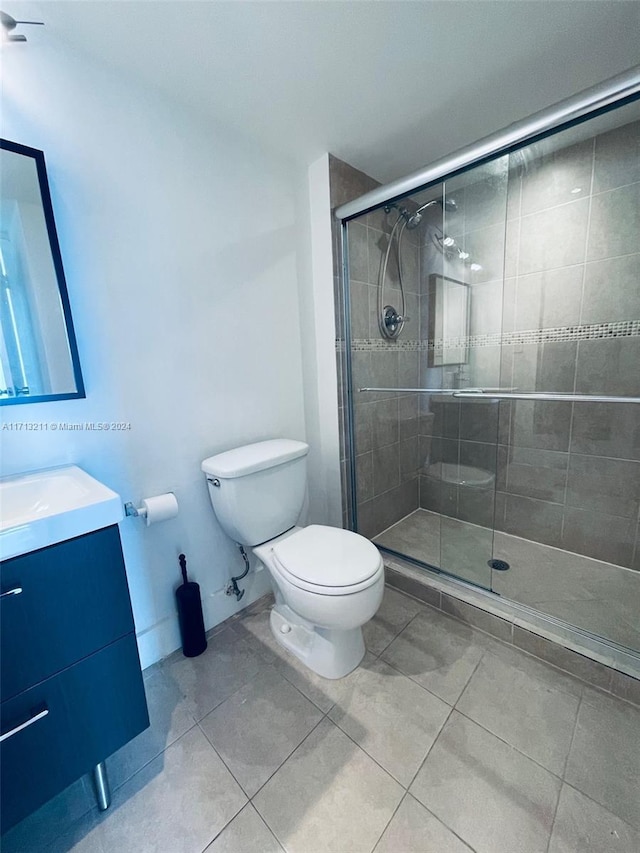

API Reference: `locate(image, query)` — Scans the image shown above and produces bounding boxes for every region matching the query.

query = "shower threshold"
[374,509,640,659]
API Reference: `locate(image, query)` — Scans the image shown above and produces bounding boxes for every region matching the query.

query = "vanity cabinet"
[0,525,149,834]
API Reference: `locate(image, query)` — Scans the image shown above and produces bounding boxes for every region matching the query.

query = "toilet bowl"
[202,439,384,679]
[255,525,384,678]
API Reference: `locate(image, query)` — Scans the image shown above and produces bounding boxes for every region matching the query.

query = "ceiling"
[8,1,640,184]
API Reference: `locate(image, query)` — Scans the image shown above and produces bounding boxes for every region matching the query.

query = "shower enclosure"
[335,70,640,662]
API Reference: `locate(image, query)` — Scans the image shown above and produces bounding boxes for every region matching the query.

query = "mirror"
[0,140,84,405]
[427,273,470,366]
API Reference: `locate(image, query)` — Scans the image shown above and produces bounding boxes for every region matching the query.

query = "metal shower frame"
[336,65,640,533]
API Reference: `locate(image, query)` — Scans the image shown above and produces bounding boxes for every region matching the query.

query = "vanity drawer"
[1,525,135,701]
[0,633,149,834]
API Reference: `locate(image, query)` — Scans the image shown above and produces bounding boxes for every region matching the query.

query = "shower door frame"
[338,65,640,570]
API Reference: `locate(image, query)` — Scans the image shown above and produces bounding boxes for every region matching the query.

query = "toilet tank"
[202,439,309,546]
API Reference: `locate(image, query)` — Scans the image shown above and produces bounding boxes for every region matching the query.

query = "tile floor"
[4,587,640,853]
[375,508,640,651]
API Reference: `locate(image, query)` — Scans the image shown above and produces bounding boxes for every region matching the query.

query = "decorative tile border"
[348,338,423,351]
[336,320,640,352]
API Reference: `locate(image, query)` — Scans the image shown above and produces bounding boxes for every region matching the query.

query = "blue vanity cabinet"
[0,525,149,834]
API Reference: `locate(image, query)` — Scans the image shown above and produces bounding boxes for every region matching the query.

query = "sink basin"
[0,466,123,561]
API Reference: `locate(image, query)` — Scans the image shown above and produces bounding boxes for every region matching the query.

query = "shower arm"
[358,387,640,404]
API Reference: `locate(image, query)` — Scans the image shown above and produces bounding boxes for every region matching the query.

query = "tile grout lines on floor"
[25,587,639,853]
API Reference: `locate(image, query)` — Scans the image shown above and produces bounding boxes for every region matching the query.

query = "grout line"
[453,649,487,711]
[370,792,410,853]
[561,692,583,781]
[385,572,639,700]
[543,697,584,853]
[561,780,640,834]
[515,176,640,222]
[246,713,330,803]
[268,656,339,716]
[379,645,459,708]
[251,803,289,853]
[198,801,254,853]
[404,702,456,791]
[325,709,414,790]
[196,718,256,800]
[543,784,563,853]
[452,704,568,783]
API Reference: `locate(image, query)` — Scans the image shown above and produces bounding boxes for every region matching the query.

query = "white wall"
[295,155,343,529]
[0,37,308,667]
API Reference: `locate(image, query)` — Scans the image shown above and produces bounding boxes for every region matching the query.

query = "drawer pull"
[0,587,23,599]
[0,706,49,743]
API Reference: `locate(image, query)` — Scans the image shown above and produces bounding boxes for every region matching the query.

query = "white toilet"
[202,439,384,679]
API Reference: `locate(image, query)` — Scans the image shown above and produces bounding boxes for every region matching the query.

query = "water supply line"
[226,544,250,601]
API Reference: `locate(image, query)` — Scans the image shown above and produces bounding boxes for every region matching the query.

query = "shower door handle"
[357,388,640,403]
[358,387,512,394]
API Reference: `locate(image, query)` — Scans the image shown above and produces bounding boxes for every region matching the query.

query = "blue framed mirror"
[0,139,85,405]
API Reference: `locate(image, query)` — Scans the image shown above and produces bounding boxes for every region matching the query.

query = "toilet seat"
[271,525,383,596]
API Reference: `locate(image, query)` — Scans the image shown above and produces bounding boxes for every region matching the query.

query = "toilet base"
[270,604,365,679]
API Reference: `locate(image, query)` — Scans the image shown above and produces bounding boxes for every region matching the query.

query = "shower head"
[405,197,457,229]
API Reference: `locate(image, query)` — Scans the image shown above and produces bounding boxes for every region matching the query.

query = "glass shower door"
[340,87,640,656]
[422,158,510,588]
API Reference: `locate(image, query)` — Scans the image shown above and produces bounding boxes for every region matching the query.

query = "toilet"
[201,439,384,679]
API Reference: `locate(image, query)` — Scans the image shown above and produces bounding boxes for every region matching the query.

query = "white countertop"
[0,465,123,561]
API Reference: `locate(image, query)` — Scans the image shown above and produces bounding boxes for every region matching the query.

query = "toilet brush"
[175,553,207,657]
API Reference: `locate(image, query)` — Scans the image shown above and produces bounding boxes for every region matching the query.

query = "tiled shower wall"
[329,156,424,536]
[329,155,376,530]
[420,119,640,569]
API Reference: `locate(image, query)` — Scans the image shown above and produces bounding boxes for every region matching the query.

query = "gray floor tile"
[254,717,404,853]
[513,627,619,696]
[204,804,285,853]
[329,658,450,786]
[49,728,247,853]
[488,639,585,699]
[228,607,282,663]
[162,627,266,720]
[456,651,580,775]
[107,664,197,791]
[381,609,489,704]
[410,712,561,853]
[565,688,640,829]
[232,607,375,713]
[377,509,640,651]
[374,794,473,853]
[363,585,425,656]
[548,784,640,853]
[199,666,323,796]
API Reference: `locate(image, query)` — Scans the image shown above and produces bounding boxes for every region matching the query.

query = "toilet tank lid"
[202,439,309,479]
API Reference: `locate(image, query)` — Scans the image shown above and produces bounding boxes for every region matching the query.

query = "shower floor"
[374,509,640,653]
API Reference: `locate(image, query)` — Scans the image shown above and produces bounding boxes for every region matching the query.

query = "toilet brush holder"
[175,554,207,657]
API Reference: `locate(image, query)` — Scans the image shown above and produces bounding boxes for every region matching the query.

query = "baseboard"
[136,566,273,670]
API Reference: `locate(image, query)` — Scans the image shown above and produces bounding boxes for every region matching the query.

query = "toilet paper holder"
[124,492,179,525]
[124,501,148,519]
